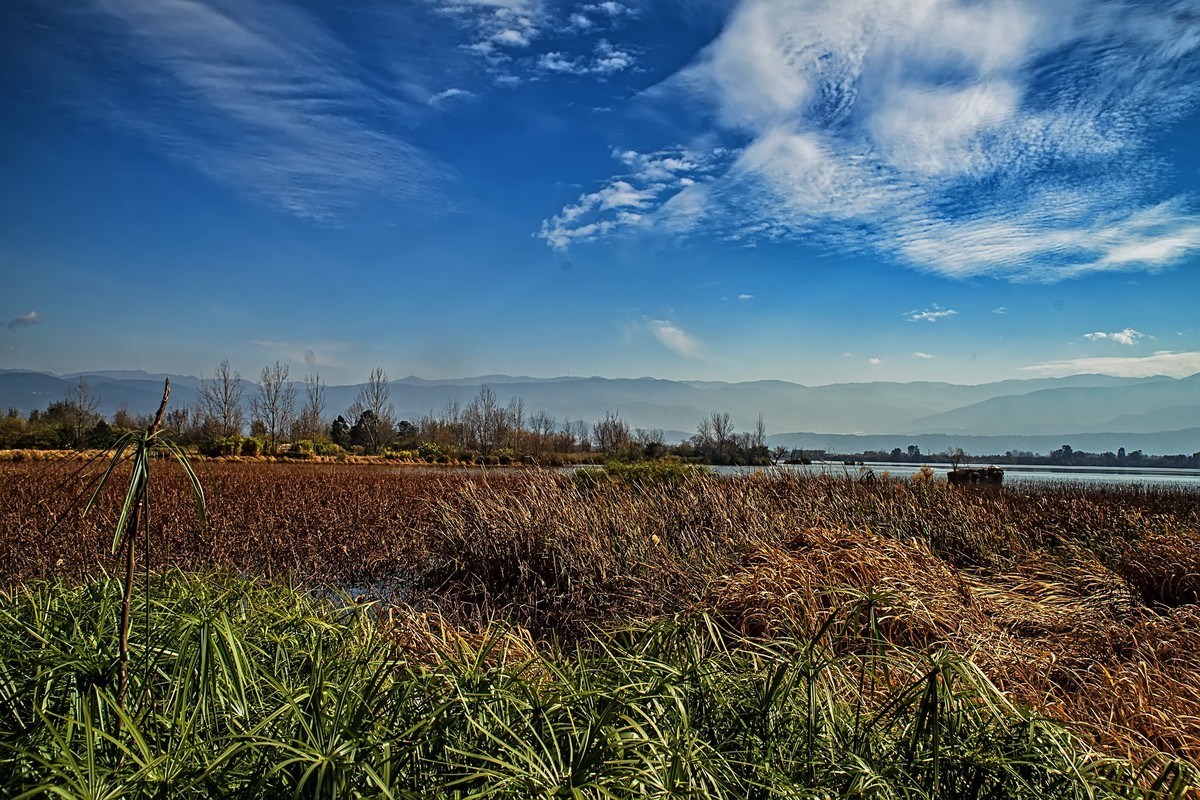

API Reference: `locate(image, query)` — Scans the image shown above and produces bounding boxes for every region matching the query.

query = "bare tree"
[294,372,327,441]
[199,359,245,438]
[63,377,100,447]
[506,396,525,452]
[634,427,665,447]
[164,406,193,439]
[347,367,396,454]
[530,410,556,459]
[572,419,591,452]
[710,411,734,456]
[464,385,509,454]
[693,418,713,453]
[559,418,577,453]
[752,414,767,451]
[593,411,631,454]
[251,361,297,454]
[443,399,464,449]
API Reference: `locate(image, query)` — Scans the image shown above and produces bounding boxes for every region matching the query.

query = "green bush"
[239,437,266,457]
[604,458,710,488]
[198,436,242,457]
[314,441,346,457]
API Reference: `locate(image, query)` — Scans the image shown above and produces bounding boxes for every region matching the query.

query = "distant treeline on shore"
[783,443,1200,470]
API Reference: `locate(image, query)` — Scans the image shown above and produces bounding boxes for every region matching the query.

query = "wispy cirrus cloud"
[43,0,445,221]
[912,351,934,359]
[6,311,43,331]
[428,87,476,107]
[1083,328,1147,346]
[1021,351,1200,378]
[541,0,1200,280]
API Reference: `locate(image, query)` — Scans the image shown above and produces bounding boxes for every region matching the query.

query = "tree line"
[0,362,772,466]
[782,443,1200,470]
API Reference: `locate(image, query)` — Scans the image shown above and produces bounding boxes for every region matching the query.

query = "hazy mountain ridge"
[899,375,1200,436]
[2,369,1196,455]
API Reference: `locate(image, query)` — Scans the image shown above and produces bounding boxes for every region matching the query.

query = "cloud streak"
[907,306,957,323]
[542,0,1200,280]
[51,0,445,220]
[1021,351,1200,379]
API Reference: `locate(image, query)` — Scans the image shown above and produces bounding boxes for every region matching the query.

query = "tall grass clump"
[2,572,1194,799]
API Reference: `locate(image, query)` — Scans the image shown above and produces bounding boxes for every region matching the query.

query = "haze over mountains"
[2,369,1197,456]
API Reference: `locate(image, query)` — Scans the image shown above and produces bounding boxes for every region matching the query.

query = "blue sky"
[2,0,1199,386]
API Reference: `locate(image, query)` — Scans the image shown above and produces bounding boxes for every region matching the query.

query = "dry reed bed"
[2,460,1198,765]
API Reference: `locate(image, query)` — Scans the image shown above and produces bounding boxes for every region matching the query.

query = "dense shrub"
[239,437,266,457]
[197,436,242,457]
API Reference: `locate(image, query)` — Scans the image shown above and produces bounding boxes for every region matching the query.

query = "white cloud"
[434,0,545,56]
[912,352,934,359]
[583,2,634,17]
[492,28,530,46]
[993,307,1008,314]
[841,352,855,358]
[537,52,583,73]
[867,357,882,366]
[649,320,702,358]
[539,146,726,248]
[436,0,636,80]
[539,147,722,248]
[535,39,635,75]
[541,0,1200,280]
[591,39,634,74]
[907,306,958,323]
[6,311,44,331]
[1021,351,1200,378]
[1082,327,1147,346]
[737,293,753,300]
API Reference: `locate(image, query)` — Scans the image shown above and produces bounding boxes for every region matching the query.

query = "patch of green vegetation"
[2,572,1190,799]
[574,458,712,493]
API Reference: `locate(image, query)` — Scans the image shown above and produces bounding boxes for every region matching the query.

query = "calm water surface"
[711,462,1200,488]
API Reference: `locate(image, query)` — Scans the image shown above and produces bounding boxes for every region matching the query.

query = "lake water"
[711,462,1200,488]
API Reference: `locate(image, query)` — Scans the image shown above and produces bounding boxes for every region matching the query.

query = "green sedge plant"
[82,378,206,709]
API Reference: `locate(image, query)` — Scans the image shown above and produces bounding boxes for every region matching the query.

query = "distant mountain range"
[2,369,1197,455]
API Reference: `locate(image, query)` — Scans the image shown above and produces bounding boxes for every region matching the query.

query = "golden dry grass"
[2,460,1198,769]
